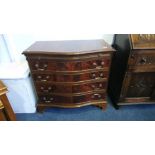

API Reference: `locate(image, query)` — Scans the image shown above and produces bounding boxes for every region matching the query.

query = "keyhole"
[139,58,146,64]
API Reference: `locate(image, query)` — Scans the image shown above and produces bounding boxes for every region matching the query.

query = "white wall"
[0,35,11,63]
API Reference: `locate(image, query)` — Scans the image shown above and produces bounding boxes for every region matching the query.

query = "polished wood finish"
[25,40,114,55]
[0,81,16,121]
[131,34,155,49]
[108,34,155,108]
[23,40,114,112]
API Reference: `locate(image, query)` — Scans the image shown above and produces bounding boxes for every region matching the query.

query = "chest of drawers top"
[23,40,114,56]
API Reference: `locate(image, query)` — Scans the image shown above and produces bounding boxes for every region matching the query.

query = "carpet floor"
[16,100,155,121]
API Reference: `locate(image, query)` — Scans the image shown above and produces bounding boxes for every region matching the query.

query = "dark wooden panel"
[120,72,155,101]
[151,90,155,99]
[108,34,155,108]
[128,50,155,67]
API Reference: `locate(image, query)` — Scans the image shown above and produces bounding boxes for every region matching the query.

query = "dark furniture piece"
[23,40,114,112]
[0,81,16,121]
[108,34,155,109]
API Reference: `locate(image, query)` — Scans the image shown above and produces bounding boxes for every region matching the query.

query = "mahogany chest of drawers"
[23,40,114,112]
[108,34,155,109]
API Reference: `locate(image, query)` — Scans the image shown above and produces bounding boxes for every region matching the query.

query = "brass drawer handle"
[91,73,97,79]
[99,83,103,88]
[91,73,100,79]
[93,61,105,69]
[93,62,102,69]
[91,94,102,99]
[100,73,104,78]
[38,68,45,71]
[45,100,53,103]
[42,75,51,81]
[37,75,50,81]
[91,83,103,90]
[37,75,42,79]
[91,84,96,89]
[35,63,39,68]
[101,61,105,65]
[46,75,50,79]
[42,76,50,81]
[35,63,48,71]
[40,87,52,92]
[42,97,54,103]
[91,73,104,79]
[41,79,47,82]
[93,62,97,66]
[96,66,102,69]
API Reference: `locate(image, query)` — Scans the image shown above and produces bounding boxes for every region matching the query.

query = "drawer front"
[39,95,72,104]
[29,56,110,72]
[73,92,105,103]
[39,92,105,104]
[58,71,108,82]
[129,52,155,66]
[135,54,155,66]
[35,81,107,94]
[33,74,54,82]
[72,81,107,93]
[33,71,108,82]
[36,84,72,93]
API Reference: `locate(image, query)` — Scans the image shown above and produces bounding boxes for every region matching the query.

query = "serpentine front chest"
[23,40,114,112]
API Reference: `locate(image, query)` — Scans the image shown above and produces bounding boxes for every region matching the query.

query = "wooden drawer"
[35,81,107,94]
[38,91,105,104]
[55,71,109,82]
[72,82,106,93]
[73,92,105,103]
[39,95,72,104]
[28,56,110,72]
[128,50,155,72]
[129,50,155,65]
[33,71,109,82]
